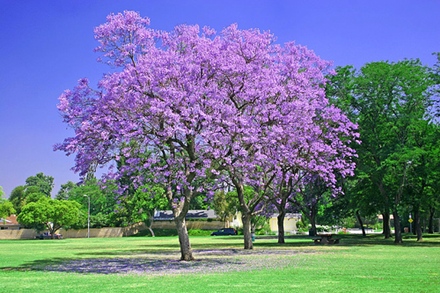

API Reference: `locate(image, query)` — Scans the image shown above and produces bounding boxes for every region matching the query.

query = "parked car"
[35,232,63,239]
[211,228,237,236]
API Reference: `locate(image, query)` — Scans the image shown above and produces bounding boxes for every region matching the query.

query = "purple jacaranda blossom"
[55,11,357,258]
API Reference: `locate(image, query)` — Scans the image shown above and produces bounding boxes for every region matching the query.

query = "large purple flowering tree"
[56,11,357,259]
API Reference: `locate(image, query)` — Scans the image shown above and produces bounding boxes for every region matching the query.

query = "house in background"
[268,213,302,234]
[152,210,302,234]
[0,215,20,230]
[153,209,219,221]
[152,210,227,230]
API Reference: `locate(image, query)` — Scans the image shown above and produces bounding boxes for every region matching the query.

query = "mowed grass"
[1,234,440,293]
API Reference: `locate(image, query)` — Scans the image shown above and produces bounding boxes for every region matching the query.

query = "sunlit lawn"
[1,234,439,292]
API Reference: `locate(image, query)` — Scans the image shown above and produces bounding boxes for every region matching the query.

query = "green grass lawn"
[1,234,439,292]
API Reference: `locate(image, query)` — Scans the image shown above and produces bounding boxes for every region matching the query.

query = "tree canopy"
[327,59,438,243]
[25,172,54,196]
[9,172,54,215]
[17,197,81,237]
[56,11,357,259]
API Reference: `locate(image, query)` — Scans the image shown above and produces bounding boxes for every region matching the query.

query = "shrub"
[188,229,212,236]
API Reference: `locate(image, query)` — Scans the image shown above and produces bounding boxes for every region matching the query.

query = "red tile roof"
[1,214,19,225]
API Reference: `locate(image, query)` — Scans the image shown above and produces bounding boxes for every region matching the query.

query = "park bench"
[312,233,340,244]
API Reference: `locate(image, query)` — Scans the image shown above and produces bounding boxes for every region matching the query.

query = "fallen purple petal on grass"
[37,249,312,275]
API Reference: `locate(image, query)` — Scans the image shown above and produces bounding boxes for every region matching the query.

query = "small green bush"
[255,222,273,235]
[188,229,212,236]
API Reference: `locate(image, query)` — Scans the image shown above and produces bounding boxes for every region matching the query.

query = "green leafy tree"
[56,179,118,228]
[327,60,436,243]
[23,186,47,204]
[9,173,54,215]
[9,186,26,215]
[17,197,81,237]
[402,121,440,240]
[115,185,168,236]
[333,177,381,236]
[189,192,210,210]
[25,172,54,196]
[213,190,240,227]
[9,185,45,214]
[56,181,77,201]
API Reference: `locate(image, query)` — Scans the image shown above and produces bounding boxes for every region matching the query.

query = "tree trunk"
[304,209,318,237]
[148,227,155,237]
[277,211,286,244]
[392,209,403,244]
[309,205,318,236]
[146,215,155,237]
[242,212,253,249]
[414,208,423,241]
[166,184,194,261]
[428,207,435,234]
[47,223,57,239]
[175,216,194,261]
[356,210,366,237]
[382,212,392,239]
[233,179,253,249]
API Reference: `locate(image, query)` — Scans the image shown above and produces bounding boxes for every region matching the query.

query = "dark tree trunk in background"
[356,210,366,237]
[309,209,317,236]
[382,212,392,239]
[393,209,403,244]
[428,207,435,234]
[414,208,423,241]
[277,211,286,244]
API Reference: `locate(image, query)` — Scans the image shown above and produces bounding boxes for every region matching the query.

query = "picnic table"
[312,233,340,244]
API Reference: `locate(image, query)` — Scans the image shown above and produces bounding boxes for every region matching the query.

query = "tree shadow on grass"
[253,234,440,248]
[0,249,305,275]
[334,234,440,247]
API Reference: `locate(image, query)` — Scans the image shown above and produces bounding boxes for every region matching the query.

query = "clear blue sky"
[1,0,439,197]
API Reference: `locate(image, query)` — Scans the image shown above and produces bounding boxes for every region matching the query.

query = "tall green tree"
[327,60,436,243]
[402,121,440,240]
[9,186,26,215]
[8,185,45,215]
[25,172,54,196]
[55,181,77,201]
[17,197,81,237]
[56,179,118,228]
[9,173,54,215]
